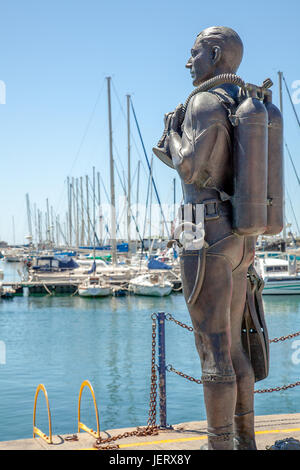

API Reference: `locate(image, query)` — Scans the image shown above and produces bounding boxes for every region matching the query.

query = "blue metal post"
[157,311,167,428]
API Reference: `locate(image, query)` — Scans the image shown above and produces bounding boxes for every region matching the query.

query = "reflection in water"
[263,295,300,316]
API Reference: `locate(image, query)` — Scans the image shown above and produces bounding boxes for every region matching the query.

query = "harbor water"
[0,261,300,442]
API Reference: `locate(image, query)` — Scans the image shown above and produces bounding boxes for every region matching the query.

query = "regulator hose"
[180,73,246,124]
[157,73,245,147]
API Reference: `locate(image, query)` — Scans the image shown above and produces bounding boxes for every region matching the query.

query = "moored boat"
[128,273,172,297]
[255,255,300,295]
[78,276,112,297]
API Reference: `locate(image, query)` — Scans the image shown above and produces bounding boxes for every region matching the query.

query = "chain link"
[93,313,159,450]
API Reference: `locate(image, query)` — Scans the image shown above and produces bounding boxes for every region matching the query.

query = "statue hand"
[170,104,183,133]
[164,111,174,126]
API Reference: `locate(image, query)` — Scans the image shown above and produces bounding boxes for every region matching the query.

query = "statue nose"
[185,58,192,69]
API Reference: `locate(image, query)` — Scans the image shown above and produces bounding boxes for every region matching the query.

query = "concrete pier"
[1,413,300,450]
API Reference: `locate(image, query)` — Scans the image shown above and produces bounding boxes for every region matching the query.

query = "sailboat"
[128,272,172,297]
[78,277,112,297]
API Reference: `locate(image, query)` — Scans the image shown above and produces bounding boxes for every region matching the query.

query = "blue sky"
[0,0,299,243]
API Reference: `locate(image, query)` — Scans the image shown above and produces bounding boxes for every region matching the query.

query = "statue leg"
[230,245,257,450]
[182,252,237,450]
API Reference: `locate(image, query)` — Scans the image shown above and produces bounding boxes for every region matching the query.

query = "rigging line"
[56,218,69,246]
[286,187,300,236]
[130,98,170,238]
[68,78,106,175]
[54,78,106,214]
[113,159,144,245]
[83,176,100,246]
[88,172,117,238]
[285,141,300,187]
[112,140,127,183]
[129,162,138,193]
[98,172,111,205]
[110,79,151,180]
[88,167,121,238]
[282,74,300,129]
[142,158,152,242]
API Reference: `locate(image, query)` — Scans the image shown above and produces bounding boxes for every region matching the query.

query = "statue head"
[186,26,244,86]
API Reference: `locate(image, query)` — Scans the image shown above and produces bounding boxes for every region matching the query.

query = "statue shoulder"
[188,91,231,123]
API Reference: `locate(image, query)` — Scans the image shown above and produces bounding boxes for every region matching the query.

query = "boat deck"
[1,413,300,451]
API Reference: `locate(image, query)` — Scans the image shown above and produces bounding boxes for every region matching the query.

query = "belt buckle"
[203,198,219,221]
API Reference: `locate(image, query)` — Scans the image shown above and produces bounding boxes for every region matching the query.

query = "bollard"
[157,311,167,428]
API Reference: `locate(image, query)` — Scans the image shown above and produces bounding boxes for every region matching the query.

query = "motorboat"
[0,283,15,299]
[128,273,172,297]
[255,255,300,295]
[4,248,25,262]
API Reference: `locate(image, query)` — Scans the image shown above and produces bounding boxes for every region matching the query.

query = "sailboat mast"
[127,94,131,254]
[76,178,79,248]
[97,171,103,246]
[80,176,84,246]
[136,160,140,247]
[86,175,90,246]
[67,176,72,246]
[26,193,32,241]
[46,198,50,244]
[93,166,96,256]
[12,216,15,246]
[107,77,117,265]
[149,156,153,245]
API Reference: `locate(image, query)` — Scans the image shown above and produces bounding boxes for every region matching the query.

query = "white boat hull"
[78,286,112,297]
[263,278,300,295]
[129,284,172,297]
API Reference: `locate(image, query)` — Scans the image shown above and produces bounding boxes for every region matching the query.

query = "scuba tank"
[231,80,283,236]
[263,89,284,235]
[231,83,268,236]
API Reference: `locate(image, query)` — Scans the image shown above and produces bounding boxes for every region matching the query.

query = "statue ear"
[212,46,221,65]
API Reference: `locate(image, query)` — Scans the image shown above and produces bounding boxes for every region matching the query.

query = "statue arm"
[169,92,230,184]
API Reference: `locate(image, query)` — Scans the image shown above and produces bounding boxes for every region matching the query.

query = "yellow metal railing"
[33,384,53,444]
[78,380,100,439]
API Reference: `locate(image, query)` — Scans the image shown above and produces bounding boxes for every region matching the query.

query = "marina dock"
[0,414,300,450]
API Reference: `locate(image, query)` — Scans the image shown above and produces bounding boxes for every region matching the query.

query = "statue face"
[186,37,216,86]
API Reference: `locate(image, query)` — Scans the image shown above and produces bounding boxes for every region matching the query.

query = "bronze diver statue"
[153,26,283,450]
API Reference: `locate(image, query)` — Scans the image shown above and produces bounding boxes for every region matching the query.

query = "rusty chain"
[254,381,300,394]
[269,331,300,343]
[165,313,194,332]
[166,364,203,384]
[166,363,300,394]
[165,313,300,394]
[165,312,300,345]
[93,313,159,450]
